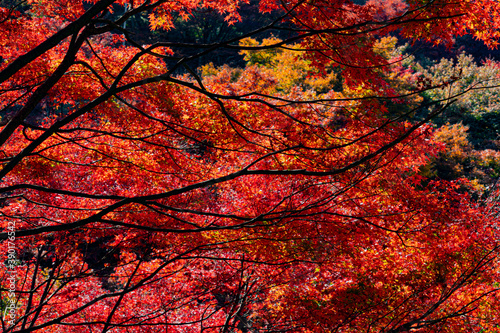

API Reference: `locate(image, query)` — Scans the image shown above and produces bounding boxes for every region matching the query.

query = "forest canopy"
[0,0,500,332]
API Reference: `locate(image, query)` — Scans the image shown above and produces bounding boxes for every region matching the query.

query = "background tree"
[416,54,500,148]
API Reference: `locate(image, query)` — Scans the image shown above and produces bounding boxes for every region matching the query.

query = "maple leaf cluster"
[0,0,499,332]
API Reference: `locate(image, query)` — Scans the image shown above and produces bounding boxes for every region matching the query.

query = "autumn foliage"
[0,0,500,332]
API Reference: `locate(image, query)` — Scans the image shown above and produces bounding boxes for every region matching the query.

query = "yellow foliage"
[239,37,338,93]
[239,36,284,66]
[200,62,219,77]
[373,36,399,59]
[434,123,471,160]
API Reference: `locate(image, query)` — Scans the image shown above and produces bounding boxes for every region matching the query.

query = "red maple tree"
[0,0,499,332]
